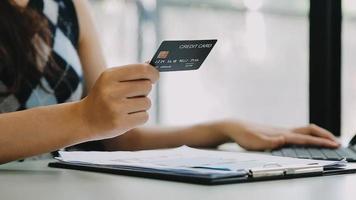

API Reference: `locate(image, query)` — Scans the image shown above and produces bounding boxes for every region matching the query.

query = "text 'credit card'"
[150,39,217,72]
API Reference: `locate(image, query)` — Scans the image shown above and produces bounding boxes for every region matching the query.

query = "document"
[57,146,346,177]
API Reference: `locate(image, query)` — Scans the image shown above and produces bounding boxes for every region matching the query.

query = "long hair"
[0,0,52,95]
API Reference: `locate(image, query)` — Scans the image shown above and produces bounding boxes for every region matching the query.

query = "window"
[342,0,356,139]
[157,0,310,127]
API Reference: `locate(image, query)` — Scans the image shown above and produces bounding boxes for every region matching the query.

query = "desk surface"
[1,159,356,200]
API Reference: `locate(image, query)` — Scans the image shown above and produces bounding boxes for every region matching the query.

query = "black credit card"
[150,39,217,72]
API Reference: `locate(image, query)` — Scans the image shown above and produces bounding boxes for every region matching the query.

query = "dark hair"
[0,0,53,95]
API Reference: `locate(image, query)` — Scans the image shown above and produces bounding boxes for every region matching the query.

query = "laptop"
[267,133,356,162]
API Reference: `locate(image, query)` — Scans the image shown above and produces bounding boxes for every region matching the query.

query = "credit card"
[150,39,217,72]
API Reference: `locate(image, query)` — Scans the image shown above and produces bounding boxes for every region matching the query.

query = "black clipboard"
[48,161,356,185]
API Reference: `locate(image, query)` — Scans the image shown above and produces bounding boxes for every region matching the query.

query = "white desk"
[1,159,356,200]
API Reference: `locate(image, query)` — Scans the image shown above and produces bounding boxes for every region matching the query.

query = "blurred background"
[88,0,356,141]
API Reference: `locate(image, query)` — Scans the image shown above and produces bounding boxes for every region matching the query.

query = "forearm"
[102,121,231,151]
[0,102,90,163]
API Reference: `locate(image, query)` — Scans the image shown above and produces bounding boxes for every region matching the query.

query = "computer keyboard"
[269,146,356,162]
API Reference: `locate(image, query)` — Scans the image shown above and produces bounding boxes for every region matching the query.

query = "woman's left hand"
[216,120,341,151]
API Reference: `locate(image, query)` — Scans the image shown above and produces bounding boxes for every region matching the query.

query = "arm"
[0,64,158,164]
[74,0,106,92]
[102,122,230,151]
[0,102,89,163]
[102,121,340,151]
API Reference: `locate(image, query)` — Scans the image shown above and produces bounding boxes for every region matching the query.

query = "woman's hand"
[78,64,159,141]
[217,120,340,150]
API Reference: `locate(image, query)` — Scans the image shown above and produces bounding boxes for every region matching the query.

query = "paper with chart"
[57,146,346,176]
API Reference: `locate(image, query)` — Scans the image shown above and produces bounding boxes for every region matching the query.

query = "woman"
[0,0,340,164]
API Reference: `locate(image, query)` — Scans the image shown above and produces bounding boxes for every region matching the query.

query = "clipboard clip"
[249,164,324,178]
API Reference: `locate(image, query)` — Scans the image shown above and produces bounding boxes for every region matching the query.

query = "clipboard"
[48,161,356,185]
[48,146,356,185]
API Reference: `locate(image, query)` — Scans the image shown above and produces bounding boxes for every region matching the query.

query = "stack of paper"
[57,146,346,178]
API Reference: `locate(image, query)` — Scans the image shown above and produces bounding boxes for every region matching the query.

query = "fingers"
[106,80,153,99]
[284,133,340,148]
[126,111,149,127]
[106,64,159,83]
[120,80,153,98]
[82,64,158,139]
[124,97,151,114]
[227,122,341,151]
[292,124,339,143]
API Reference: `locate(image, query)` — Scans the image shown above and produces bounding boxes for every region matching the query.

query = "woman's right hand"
[78,63,159,140]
